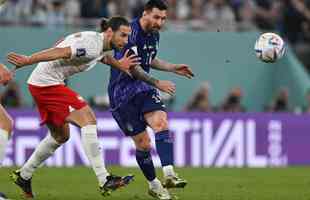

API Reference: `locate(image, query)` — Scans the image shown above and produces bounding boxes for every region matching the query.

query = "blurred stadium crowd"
[1,0,310,112]
[183,82,310,113]
[1,0,309,41]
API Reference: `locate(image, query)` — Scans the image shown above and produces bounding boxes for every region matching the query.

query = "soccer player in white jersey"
[0,64,14,167]
[7,17,140,199]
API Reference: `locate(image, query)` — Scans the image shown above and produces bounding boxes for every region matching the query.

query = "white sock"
[148,178,162,189]
[0,129,9,166]
[81,125,109,186]
[21,133,61,180]
[163,165,175,177]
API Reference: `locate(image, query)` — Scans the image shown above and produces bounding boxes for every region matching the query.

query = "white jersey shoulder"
[28,31,107,86]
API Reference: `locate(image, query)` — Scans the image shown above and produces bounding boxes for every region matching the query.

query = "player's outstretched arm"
[7,47,71,69]
[0,64,13,85]
[151,58,194,79]
[130,65,176,96]
[150,58,175,72]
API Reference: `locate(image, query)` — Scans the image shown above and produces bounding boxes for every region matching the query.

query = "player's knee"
[87,118,97,125]
[67,106,97,127]
[137,138,152,151]
[0,116,13,134]
[152,117,168,132]
[84,109,97,126]
[54,134,70,144]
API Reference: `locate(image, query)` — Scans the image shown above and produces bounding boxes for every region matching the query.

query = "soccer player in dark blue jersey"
[106,1,194,199]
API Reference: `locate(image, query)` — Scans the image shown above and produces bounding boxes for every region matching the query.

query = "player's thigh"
[47,123,70,144]
[0,104,13,133]
[66,105,97,127]
[144,110,169,132]
[140,90,168,132]
[132,131,152,151]
[111,101,147,136]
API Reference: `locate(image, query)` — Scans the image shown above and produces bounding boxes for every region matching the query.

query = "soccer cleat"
[10,170,34,199]
[163,174,187,189]
[148,184,171,200]
[99,174,134,196]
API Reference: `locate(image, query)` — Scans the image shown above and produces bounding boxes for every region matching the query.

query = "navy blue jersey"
[108,18,160,110]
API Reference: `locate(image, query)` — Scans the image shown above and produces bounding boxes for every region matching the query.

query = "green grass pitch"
[0,167,310,200]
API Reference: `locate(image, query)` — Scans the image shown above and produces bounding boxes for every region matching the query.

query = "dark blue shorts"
[111,90,166,136]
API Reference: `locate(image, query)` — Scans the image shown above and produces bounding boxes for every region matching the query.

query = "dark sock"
[135,150,156,181]
[155,130,174,166]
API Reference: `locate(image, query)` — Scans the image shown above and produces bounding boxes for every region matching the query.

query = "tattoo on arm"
[151,58,175,72]
[130,65,158,86]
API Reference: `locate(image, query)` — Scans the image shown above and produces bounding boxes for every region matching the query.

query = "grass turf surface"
[0,167,310,200]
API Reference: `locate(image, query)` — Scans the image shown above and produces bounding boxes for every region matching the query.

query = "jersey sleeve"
[69,35,102,60]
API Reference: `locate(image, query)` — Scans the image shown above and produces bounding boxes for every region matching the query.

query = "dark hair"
[100,16,130,32]
[144,0,168,11]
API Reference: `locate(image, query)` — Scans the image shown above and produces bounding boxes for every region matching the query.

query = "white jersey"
[27,31,112,86]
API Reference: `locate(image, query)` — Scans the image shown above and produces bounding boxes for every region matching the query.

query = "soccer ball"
[254,33,285,63]
[0,192,8,200]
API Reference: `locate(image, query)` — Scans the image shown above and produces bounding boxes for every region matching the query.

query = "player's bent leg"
[11,124,66,199]
[144,110,187,189]
[66,106,134,196]
[20,124,66,179]
[66,106,108,187]
[132,132,171,200]
[132,132,156,181]
[47,123,70,144]
[0,104,13,165]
